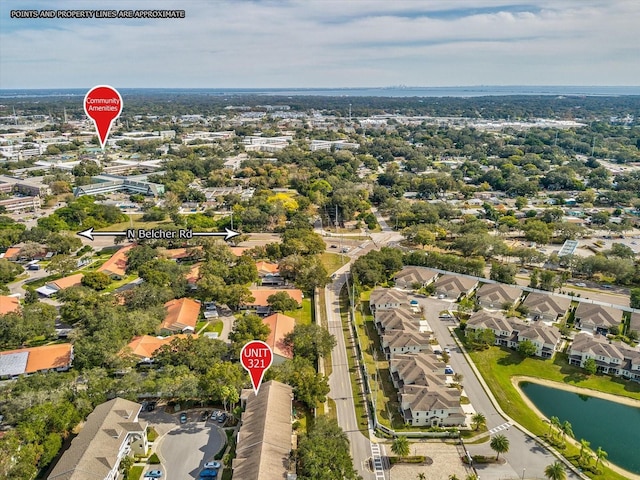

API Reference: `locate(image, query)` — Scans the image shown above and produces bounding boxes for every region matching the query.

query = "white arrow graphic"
[77,227,241,242]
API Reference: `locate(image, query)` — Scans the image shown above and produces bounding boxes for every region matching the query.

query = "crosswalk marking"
[488,422,511,434]
[370,442,386,480]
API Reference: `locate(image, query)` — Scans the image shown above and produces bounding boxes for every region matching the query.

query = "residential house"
[521,292,571,322]
[124,334,196,363]
[569,333,640,381]
[399,384,466,427]
[374,308,417,335]
[36,273,84,297]
[466,310,518,348]
[185,263,201,288]
[97,244,133,279]
[389,353,446,389]
[0,343,73,379]
[369,288,409,313]
[262,313,295,365]
[574,303,622,335]
[160,298,201,334]
[47,398,147,480]
[246,288,303,315]
[256,261,284,286]
[234,380,294,480]
[475,283,522,310]
[466,310,561,358]
[2,246,22,261]
[158,246,203,262]
[394,266,438,289]
[382,330,432,359]
[517,324,562,358]
[433,274,477,300]
[0,295,20,315]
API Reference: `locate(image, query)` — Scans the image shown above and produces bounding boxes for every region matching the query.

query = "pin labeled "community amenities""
[240,340,273,395]
[84,85,122,149]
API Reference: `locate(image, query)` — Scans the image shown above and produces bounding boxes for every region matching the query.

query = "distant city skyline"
[1,0,639,89]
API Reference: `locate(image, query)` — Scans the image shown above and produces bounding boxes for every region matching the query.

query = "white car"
[204,461,221,469]
[575,282,586,287]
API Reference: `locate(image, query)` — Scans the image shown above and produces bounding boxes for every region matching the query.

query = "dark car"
[146,401,157,412]
[217,412,227,423]
[180,412,187,424]
[201,410,210,421]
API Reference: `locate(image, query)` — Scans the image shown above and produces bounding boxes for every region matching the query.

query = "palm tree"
[465,474,478,480]
[391,436,410,458]
[579,438,590,460]
[448,475,460,480]
[544,461,567,480]
[417,474,426,480]
[490,434,510,461]
[595,446,608,470]
[550,416,561,438]
[560,420,574,443]
[471,412,486,431]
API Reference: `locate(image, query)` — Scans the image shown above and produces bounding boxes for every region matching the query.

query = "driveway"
[140,408,227,479]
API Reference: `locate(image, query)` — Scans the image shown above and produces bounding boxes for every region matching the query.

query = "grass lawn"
[339,287,370,437]
[127,465,143,480]
[102,274,139,293]
[98,215,173,232]
[466,337,639,480]
[320,252,349,275]
[285,297,313,326]
[196,320,223,335]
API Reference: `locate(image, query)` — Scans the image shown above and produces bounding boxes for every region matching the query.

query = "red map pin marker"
[240,340,273,395]
[84,85,123,150]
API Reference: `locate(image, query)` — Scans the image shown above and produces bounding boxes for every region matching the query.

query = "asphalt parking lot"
[140,408,227,479]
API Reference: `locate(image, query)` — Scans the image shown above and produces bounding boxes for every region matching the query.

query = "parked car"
[217,412,227,423]
[180,412,187,424]
[444,348,451,354]
[204,461,221,469]
[201,410,210,421]
[330,244,337,248]
[144,471,163,478]
[445,365,454,375]
[199,468,218,478]
[575,282,586,287]
[210,410,219,420]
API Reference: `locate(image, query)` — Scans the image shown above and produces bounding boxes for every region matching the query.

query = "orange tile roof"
[0,296,20,315]
[97,244,133,277]
[125,334,196,359]
[185,263,201,284]
[256,261,279,276]
[247,288,303,307]
[230,247,249,257]
[262,313,295,359]
[51,273,84,290]
[0,344,73,374]
[159,246,203,260]
[161,297,201,333]
[3,247,21,259]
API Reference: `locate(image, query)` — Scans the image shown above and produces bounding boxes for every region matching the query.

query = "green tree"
[490,262,516,284]
[594,446,607,470]
[550,416,561,439]
[630,288,640,309]
[544,461,566,480]
[490,434,509,460]
[583,358,597,375]
[471,412,486,431]
[391,436,410,458]
[81,271,112,290]
[284,324,336,365]
[579,438,592,465]
[523,219,551,244]
[270,357,330,408]
[229,314,270,357]
[267,291,300,312]
[46,254,78,276]
[517,339,538,357]
[296,417,359,480]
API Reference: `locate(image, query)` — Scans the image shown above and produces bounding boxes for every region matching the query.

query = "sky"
[1,0,639,89]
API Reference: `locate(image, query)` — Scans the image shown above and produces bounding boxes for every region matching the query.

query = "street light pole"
[522,467,526,480]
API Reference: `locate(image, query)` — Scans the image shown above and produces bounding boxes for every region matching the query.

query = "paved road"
[416,295,581,480]
[325,273,375,480]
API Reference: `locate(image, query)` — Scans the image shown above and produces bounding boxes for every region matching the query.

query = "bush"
[147,427,158,443]
[148,453,161,464]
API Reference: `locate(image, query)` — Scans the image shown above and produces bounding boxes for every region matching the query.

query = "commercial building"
[73,174,164,197]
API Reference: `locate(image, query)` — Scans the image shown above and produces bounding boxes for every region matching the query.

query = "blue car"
[144,471,163,478]
[199,468,218,478]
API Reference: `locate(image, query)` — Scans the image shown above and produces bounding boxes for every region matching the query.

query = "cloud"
[1,0,638,88]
